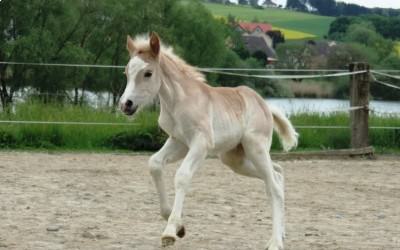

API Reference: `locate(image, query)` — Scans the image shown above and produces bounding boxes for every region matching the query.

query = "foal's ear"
[126,35,136,56]
[149,31,160,57]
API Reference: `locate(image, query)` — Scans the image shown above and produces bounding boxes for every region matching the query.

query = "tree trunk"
[74,87,79,105]
[0,75,12,113]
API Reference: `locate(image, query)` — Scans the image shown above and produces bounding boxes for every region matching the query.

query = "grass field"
[0,102,163,151]
[203,2,334,39]
[0,102,398,152]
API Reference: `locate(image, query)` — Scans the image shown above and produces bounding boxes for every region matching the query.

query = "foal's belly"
[208,121,243,156]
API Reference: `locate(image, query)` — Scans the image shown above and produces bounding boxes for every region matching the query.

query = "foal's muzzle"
[121,99,138,116]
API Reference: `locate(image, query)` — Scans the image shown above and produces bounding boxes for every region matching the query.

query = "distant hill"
[286,0,400,17]
[203,2,334,39]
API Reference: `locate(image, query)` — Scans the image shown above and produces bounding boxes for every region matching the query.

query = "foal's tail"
[270,105,298,152]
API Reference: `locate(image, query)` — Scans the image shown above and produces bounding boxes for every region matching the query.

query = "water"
[10,90,400,117]
[266,98,400,116]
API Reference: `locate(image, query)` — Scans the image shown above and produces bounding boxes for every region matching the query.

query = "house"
[235,21,278,64]
[261,0,278,8]
[242,33,278,64]
[236,22,273,35]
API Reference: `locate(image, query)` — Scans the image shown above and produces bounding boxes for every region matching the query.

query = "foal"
[120,32,298,250]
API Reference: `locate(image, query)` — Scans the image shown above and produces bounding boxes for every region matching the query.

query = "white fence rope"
[0,61,366,79]
[295,125,400,130]
[371,75,400,90]
[0,62,397,130]
[0,61,125,69]
[200,69,367,79]
[0,120,398,130]
[326,105,366,112]
[371,70,400,80]
[374,69,400,73]
[0,120,137,126]
[199,67,348,72]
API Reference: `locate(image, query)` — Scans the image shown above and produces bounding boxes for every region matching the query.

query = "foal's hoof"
[177,226,186,238]
[265,239,283,250]
[161,235,176,247]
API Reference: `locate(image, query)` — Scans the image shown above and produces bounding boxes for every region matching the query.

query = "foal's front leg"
[148,138,188,220]
[161,136,208,247]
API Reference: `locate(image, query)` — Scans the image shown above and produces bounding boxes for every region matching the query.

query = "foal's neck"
[157,52,207,110]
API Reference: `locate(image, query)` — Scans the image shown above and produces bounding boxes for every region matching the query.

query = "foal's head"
[120,32,161,116]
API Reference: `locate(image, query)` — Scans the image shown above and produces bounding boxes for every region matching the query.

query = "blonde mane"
[133,35,206,84]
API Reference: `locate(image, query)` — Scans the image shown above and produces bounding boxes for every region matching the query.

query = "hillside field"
[204,2,334,39]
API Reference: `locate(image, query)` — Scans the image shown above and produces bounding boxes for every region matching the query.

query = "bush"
[0,130,17,148]
[104,127,167,151]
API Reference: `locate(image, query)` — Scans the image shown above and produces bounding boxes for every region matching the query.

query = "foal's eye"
[144,71,153,78]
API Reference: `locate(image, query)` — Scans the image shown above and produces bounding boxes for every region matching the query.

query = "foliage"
[343,23,393,60]
[326,43,379,69]
[286,0,308,12]
[329,15,400,41]
[395,42,400,56]
[275,42,315,69]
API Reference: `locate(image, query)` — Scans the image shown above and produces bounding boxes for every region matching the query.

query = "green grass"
[204,2,334,39]
[286,113,400,151]
[0,102,163,150]
[0,103,398,153]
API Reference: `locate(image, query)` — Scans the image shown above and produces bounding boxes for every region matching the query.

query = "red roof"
[238,22,272,33]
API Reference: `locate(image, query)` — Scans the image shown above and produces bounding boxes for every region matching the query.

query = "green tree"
[344,22,393,60]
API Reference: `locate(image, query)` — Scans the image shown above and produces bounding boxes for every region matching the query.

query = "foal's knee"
[148,155,163,177]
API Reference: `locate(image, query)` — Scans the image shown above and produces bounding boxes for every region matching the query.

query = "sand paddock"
[0,152,399,250]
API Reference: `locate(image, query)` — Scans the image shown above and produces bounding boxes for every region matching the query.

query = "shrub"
[0,130,17,148]
[104,127,167,151]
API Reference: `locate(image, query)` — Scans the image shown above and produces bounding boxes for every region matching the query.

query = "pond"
[266,98,400,116]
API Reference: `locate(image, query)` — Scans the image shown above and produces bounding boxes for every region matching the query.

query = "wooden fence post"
[349,62,370,149]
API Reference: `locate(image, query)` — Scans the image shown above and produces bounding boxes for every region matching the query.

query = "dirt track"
[0,152,399,250]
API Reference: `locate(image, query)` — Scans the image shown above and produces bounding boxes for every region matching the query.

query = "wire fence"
[0,61,399,130]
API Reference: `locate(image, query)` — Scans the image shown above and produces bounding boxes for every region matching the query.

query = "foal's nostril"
[125,100,133,108]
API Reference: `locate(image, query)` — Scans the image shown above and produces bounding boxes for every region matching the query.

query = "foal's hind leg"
[220,145,285,240]
[241,135,285,250]
[219,145,263,179]
[220,145,284,183]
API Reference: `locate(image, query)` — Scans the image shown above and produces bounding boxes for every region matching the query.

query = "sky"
[272,0,400,9]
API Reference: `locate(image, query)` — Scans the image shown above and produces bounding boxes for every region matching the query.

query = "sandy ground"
[0,152,399,250]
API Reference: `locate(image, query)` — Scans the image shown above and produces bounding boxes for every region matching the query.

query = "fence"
[0,61,399,153]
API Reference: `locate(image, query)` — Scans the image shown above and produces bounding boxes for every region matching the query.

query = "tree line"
[285,0,399,17]
[0,0,281,111]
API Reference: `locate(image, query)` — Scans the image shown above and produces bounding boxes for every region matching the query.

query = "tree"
[249,0,259,7]
[267,30,285,48]
[308,0,337,16]
[344,22,393,60]
[276,43,314,69]
[0,0,241,110]
[286,0,307,12]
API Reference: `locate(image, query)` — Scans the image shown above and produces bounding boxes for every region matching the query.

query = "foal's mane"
[133,35,206,84]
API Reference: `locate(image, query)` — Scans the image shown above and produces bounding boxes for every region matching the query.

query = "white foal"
[120,32,298,250]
